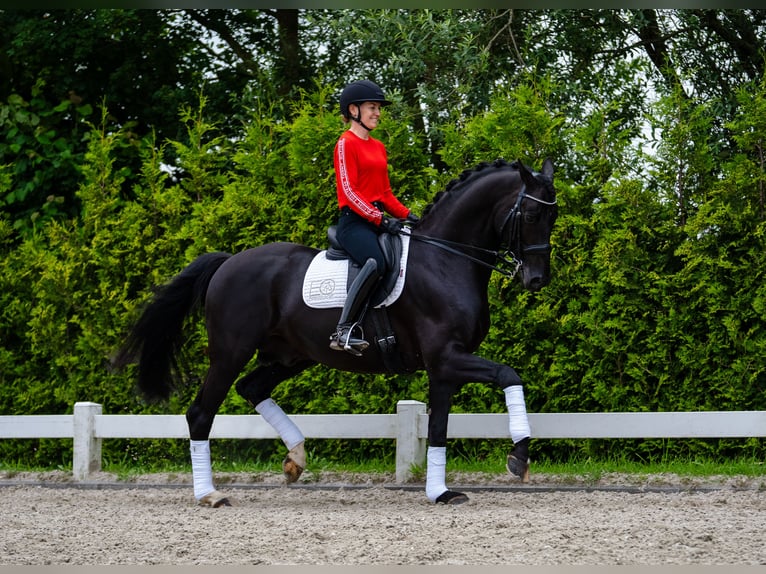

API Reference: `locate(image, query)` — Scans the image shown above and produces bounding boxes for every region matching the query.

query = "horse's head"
[416,158,557,292]
[502,159,558,292]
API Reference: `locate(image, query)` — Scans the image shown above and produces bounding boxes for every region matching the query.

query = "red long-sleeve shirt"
[334,130,410,225]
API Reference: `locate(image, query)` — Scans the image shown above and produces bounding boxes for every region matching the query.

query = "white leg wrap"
[425,446,448,502]
[255,398,304,449]
[504,385,531,443]
[190,440,215,500]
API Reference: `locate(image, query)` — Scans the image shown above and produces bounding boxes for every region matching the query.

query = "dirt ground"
[1,469,764,566]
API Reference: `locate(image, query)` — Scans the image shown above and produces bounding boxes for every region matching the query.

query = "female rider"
[329,80,419,355]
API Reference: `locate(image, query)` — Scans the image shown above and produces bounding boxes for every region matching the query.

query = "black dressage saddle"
[325,226,403,307]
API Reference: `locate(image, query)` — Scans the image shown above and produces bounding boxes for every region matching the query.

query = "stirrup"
[329,324,369,356]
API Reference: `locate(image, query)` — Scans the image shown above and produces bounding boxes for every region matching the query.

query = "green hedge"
[2,79,765,470]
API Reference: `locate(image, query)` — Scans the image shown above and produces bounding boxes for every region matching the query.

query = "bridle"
[498,187,558,259]
[408,185,557,279]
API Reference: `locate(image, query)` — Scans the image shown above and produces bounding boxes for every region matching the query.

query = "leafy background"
[1,9,765,469]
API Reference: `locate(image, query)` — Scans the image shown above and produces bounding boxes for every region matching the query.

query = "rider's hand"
[380,217,403,234]
[406,213,420,224]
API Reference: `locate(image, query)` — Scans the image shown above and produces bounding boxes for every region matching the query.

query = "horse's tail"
[113,251,232,403]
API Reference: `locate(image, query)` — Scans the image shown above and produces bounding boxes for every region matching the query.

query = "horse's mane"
[420,158,521,220]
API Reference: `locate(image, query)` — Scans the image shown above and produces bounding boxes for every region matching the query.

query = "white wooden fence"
[2,401,765,483]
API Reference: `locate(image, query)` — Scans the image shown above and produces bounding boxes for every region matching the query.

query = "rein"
[407,185,558,280]
[409,234,522,279]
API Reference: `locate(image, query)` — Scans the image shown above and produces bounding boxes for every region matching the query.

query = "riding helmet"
[340,80,391,120]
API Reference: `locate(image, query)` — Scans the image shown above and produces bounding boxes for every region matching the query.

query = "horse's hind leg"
[186,360,247,507]
[235,359,314,483]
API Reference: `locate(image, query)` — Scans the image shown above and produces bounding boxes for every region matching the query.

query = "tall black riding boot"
[329,257,380,356]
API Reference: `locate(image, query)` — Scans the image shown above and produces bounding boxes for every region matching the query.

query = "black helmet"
[340,80,391,120]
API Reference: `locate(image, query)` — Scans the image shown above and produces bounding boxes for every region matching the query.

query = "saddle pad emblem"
[302,233,411,309]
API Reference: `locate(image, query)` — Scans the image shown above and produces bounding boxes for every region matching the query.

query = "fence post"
[395,400,427,483]
[73,402,102,481]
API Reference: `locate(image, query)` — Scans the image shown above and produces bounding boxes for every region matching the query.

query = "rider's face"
[352,101,382,129]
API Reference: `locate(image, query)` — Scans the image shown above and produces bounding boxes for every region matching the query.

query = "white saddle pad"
[302,232,411,309]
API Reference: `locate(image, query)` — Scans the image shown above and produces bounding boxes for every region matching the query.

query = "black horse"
[114,158,558,506]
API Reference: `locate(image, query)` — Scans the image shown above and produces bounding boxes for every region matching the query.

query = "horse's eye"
[524,212,539,224]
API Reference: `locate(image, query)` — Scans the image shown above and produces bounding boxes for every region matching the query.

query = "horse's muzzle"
[523,274,548,292]
[520,243,552,291]
[521,262,551,292]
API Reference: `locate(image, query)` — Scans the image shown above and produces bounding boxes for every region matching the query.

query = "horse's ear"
[517,160,536,187]
[541,158,554,177]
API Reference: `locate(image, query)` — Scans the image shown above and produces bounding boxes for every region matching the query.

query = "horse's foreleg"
[425,388,468,505]
[504,385,531,482]
[255,398,306,483]
[442,354,532,482]
[428,352,532,496]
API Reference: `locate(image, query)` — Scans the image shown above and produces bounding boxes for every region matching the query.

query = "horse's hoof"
[283,455,305,484]
[506,454,530,483]
[198,490,233,508]
[435,490,469,505]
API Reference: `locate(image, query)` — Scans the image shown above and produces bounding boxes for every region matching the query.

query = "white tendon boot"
[504,385,531,482]
[190,440,231,507]
[255,398,306,483]
[425,446,448,502]
[425,446,469,505]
